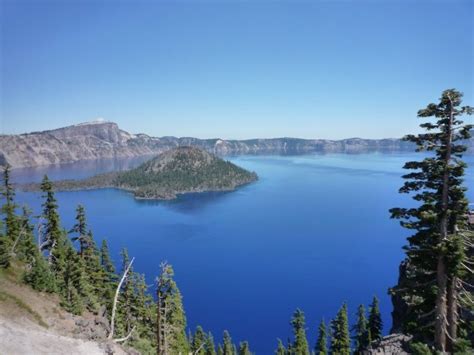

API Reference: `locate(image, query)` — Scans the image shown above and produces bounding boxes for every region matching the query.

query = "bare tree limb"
[193,342,205,355]
[108,257,135,340]
[114,326,136,343]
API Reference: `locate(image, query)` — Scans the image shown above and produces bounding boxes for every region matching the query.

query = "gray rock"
[364,333,413,354]
[0,120,440,169]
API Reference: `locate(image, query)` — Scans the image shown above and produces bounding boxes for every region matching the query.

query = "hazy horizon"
[1,0,473,139]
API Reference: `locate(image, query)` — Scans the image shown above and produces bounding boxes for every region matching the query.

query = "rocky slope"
[0,266,131,355]
[21,147,258,200]
[0,120,443,169]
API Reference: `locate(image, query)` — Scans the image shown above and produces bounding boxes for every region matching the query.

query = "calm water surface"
[13,153,474,353]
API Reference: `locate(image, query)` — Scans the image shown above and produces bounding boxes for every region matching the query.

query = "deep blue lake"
[12,153,474,354]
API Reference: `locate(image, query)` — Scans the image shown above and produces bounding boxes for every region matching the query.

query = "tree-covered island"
[20,147,258,200]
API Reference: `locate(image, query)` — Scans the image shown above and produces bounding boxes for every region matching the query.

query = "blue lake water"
[12,153,474,353]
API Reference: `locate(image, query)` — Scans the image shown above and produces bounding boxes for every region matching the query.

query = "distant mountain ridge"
[1,120,472,169]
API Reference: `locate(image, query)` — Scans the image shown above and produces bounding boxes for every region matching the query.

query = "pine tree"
[81,231,104,310]
[21,207,56,293]
[129,272,156,352]
[156,262,189,355]
[368,296,382,342]
[330,303,351,355]
[290,309,309,355]
[275,339,286,355]
[217,344,224,355]
[16,206,34,261]
[117,248,135,336]
[222,330,235,355]
[69,204,91,257]
[100,239,117,316]
[238,341,251,355]
[0,226,9,268]
[390,89,473,351]
[205,332,217,355]
[354,304,370,354]
[60,245,89,314]
[315,319,328,355]
[39,175,66,271]
[2,164,19,243]
[100,239,116,275]
[0,164,19,268]
[192,326,207,354]
[23,248,56,292]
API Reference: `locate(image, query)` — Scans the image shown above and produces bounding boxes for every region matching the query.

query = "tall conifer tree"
[330,303,351,355]
[205,332,217,355]
[156,262,189,355]
[70,204,91,257]
[192,326,207,354]
[39,175,68,274]
[368,297,382,342]
[315,319,328,355]
[238,341,251,355]
[2,164,19,243]
[290,309,309,355]
[354,304,370,354]
[275,339,286,355]
[222,330,235,355]
[390,89,473,351]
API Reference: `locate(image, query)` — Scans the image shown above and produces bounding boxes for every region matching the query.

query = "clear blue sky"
[1,0,472,139]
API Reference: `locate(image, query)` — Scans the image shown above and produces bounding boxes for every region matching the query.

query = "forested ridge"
[0,89,473,354]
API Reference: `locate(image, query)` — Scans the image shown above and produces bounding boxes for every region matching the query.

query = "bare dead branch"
[108,257,135,340]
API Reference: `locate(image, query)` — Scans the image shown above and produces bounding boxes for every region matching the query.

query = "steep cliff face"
[2,120,469,169]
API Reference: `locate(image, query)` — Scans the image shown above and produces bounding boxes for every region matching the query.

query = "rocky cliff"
[2,120,472,169]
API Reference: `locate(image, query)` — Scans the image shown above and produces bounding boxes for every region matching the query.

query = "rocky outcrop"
[2,120,472,169]
[364,334,413,354]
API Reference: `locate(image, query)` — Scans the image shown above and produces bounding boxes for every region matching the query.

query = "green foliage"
[222,330,235,355]
[2,165,20,245]
[60,245,90,314]
[23,249,56,293]
[390,89,473,348]
[275,339,286,355]
[354,304,370,354]
[238,341,251,355]
[330,303,351,355]
[289,309,309,355]
[354,304,371,354]
[409,341,432,355]
[315,319,328,355]
[205,332,217,355]
[39,175,65,265]
[69,204,91,256]
[114,147,257,199]
[192,326,207,354]
[0,232,9,268]
[368,296,382,342]
[0,164,19,269]
[453,337,474,354]
[99,239,117,316]
[156,263,189,354]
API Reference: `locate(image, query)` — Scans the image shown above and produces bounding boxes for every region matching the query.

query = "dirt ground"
[0,267,128,355]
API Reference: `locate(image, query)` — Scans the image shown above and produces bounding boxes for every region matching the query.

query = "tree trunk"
[435,94,454,352]
[434,256,448,352]
[447,276,458,352]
